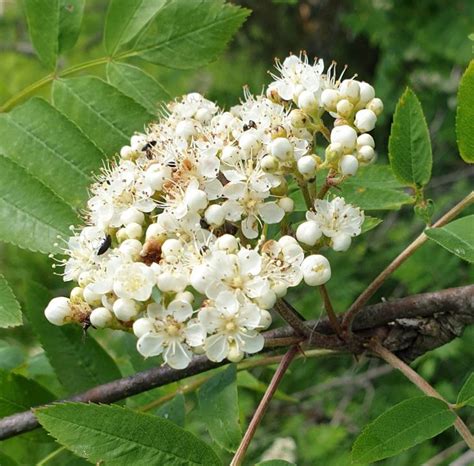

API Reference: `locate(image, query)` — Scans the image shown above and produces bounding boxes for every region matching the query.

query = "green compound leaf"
[456,60,474,163]
[0,274,22,329]
[134,0,250,69]
[106,62,170,114]
[457,373,474,407]
[0,156,78,254]
[340,165,414,210]
[0,98,104,208]
[24,0,59,69]
[58,0,86,52]
[388,88,433,187]
[352,396,456,464]
[25,283,122,394]
[104,0,167,55]
[425,215,474,263]
[52,77,153,155]
[0,369,54,417]
[198,365,242,452]
[36,403,222,465]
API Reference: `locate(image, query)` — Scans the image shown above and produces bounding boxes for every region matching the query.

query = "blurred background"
[0,1,473,464]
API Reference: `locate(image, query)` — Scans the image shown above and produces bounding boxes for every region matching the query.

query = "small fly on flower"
[97,234,112,255]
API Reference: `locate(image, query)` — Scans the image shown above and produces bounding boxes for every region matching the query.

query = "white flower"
[137,300,206,369]
[354,109,377,133]
[296,220,322,246]
[307,197,364,251]
[330,125,357,152]
[199,291,265,362]
[90,307,114,328]
[113,262,155,301]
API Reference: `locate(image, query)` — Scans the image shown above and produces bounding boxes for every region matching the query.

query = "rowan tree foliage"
[0,1,472,465]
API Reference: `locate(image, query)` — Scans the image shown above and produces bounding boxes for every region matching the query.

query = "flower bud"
[145,223,162,240]
[161,239,182,258]
[259,309,273,329]
[270,177,288,196]
[359,82,375,104]
[186,189,207,212]
[125,222,143,240]
[256,291,277,311]
[195,107,213,123]
[331,234,352,252]
[120,145,134,160]
[204,204,225,226]
[354,109,377,133]
[272,283,288,298]
[133,318,154,338]
[278,235,298,248]
[339,154,359,176]
[301,255,331,286]
[321,89,339,111]
[175,120,196,139]
[367,97,384,116]
[296,221,322,246]
[270,137,294,161]
[216,234,239,252]
[90,307,113,328]
[119,239,142,260]
[297,90,318,112]
[120,207,145,226]
[330,125,357,152]
[83,284,102,306]
[239,131,260,152]
[70,287,84,303]
[297,155,317,176]
[44,297,71,326]
[289,109,309,128]
[358,145,375,164]
[221,145,240,165]
[357,133,375,148]
[175,291,194,304]
[336,99,354,119]
[340,79,360,103]
[113,298,139,321]
[278,197,294,213]
[261,155,279,172]
[157,272,187,293]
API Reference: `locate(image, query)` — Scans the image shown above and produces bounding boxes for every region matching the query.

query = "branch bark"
[0,285,472,441]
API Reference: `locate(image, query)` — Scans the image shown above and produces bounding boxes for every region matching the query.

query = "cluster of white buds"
[45,53,382,369]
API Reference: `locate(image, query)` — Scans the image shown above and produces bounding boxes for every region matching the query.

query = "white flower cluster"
[45,53,381,370]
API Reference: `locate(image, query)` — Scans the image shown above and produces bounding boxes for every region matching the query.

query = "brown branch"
[341,191,474,333]
[231,346,298,465]
[274,298,311,337]
[0,285,472,441]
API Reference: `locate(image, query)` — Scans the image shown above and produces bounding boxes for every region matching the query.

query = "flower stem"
[274,299,311,337]
[342,191,474,333]
[371,340,474,449]
[230,345,299,466]
[319,284,342,337]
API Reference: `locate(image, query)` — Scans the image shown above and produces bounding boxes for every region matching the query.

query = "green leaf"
[0,452,17,466]
[388,88,432,187]
[106,62,170,114]
[361,216,382,233]
[0,369,54,417]
[58,0,85,52]
[156,393,185,427]
[25,283,122,393]
[134,0,250,69]
[0,341,24,371]
[0,98,104,207]
[425,215,474,263]
[52,77,154,155]
[24,0,59,69]
[0,156,78,254]
[104,0,167,55]
[0,274,22,328]
[456,60,474,163]
[36,403,222,465]
[340,165,414,210]
[198,365,242,452]
[351,396,456,464]
[457,373,474,407]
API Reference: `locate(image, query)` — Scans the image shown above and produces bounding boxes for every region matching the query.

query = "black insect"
[200,218,210,230]
[243,120,257,131]
[97,234,112,255]
[167,160,177,168]
[142,140,157,159]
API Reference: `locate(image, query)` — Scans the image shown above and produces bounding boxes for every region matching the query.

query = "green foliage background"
[0,1,472,465]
